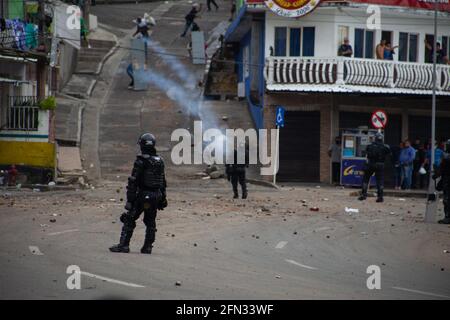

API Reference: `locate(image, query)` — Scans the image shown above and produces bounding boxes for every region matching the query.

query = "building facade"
[226,0,450,184]
[0,0,80,183]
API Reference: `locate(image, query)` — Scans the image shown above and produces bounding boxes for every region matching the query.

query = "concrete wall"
[57,42,79,90]
[0,140,56,168]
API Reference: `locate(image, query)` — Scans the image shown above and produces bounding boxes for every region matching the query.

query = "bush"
[38,96,56,110]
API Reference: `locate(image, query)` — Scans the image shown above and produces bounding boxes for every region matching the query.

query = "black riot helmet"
[374,132,384,143]
[138,133,156,154]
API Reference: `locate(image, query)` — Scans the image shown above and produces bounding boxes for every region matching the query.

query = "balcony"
[264,57,450,95]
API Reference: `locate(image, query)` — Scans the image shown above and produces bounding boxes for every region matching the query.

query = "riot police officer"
[226,144,248,199]
[109,133,168,254]
[434,139,450,224]
[358,132,391,202]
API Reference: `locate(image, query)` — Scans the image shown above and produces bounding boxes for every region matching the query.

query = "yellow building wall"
[0,141,56,168]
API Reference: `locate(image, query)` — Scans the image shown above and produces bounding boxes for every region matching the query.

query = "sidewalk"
[55,27,119,182]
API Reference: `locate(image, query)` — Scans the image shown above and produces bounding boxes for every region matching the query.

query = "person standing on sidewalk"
[399,140,416,190]
[412,140,427,189]
[181,3,202,37]
[328,136,342,185]
[358,133,390,203]
[391,141,403,190]
[433,139,450,224]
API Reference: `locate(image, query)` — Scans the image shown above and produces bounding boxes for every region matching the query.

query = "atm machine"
[340,128,381,187]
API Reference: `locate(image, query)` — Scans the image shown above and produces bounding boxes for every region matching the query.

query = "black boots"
[140,242,153,254]
[358,183,368,201]
[109,227,133,253]
[141,227,156,254]
[438,217,450,224]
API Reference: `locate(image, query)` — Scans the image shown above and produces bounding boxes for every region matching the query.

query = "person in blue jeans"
[399,140,416,189]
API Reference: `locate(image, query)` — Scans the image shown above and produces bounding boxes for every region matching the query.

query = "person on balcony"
[376,39,386,60]
[383,42,398,60]
[425,40,446,64]
[338,38,353,57]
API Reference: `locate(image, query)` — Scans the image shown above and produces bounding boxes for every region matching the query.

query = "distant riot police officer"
[358,132,391,203]
[434,139,450,224]
[110,133,168,254]
[226,144,248,199]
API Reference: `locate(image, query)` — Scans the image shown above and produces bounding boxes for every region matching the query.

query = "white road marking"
[80,271,145,288]
[47,229,79,236]
[285,259,317,270]
[275,241,288,249]
[392,287,450,299]
[29,246,43,255]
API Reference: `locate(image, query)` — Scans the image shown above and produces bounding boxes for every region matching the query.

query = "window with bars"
[6,96,40,131]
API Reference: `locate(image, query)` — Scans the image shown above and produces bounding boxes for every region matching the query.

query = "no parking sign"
[371,110,388,129]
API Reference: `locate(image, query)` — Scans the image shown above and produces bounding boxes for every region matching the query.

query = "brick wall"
[320,105,331,183]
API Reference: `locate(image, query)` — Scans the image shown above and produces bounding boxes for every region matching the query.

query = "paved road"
[1,1,449,300]
[1,182,449,299]
[90,1,234,181]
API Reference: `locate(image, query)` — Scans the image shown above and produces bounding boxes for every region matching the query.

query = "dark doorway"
[278,111,321,182]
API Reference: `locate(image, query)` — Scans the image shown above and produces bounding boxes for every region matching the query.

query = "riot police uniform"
[359,133,391,202]
[435,139,450,224]
[226,148,248,199]
[109,133,167,254]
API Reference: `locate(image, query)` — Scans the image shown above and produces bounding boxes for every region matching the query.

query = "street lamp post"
[424,1,439,223]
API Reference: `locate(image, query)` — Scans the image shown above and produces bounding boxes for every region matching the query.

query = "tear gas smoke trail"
[136,69,221,129]
[136,69,230,163]
[144,38,198,88]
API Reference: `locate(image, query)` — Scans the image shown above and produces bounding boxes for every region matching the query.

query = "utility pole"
[83,0,90,32]
[37,0,47,101]
[424,0,438,223]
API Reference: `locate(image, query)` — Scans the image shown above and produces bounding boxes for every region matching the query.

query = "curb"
[349,190,428,199]
[95,31,119,76]
[247,179,280,189]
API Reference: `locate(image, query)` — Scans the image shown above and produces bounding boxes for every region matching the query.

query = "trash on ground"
[345,207,359,214]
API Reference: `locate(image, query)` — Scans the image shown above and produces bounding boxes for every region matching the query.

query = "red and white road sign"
[371,110,388,129]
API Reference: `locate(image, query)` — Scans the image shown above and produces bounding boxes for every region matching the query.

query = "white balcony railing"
[264,56,450,93]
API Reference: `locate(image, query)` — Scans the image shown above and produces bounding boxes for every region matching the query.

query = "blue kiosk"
[340,128,380,187]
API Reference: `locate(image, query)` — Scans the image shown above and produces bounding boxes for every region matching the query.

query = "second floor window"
[399,32,418,62]
[274,26,315,57]
[354,28,374,59]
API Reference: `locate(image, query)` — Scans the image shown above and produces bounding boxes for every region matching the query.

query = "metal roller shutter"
[278,111,321,182]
